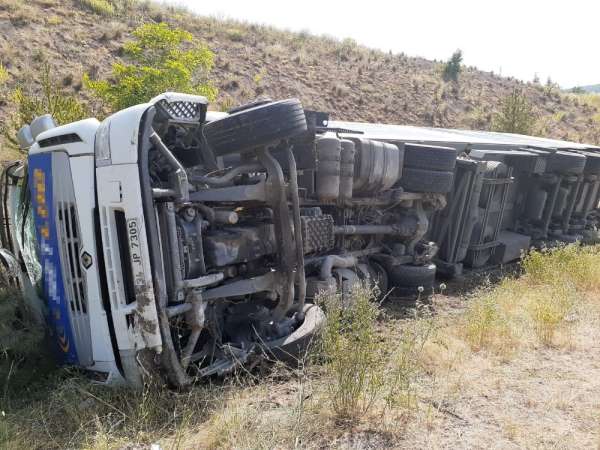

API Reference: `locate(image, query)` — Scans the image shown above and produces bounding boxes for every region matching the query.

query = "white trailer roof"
[329,120,600,151]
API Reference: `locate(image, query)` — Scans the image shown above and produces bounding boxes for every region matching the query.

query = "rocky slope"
[1,0,599,158]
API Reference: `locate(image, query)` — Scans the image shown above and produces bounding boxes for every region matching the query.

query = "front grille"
[157,99,204,121]
[57,203,87,314]
[53,153,93,366]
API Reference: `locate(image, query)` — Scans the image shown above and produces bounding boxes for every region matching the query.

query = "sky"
[160,0,599,88]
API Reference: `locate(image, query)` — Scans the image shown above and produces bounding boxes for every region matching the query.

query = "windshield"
[15,172,42,287]
[1,164,43,288]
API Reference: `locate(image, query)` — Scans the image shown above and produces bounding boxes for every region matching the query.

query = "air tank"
[339,139,355,202]
[315,133,341,202]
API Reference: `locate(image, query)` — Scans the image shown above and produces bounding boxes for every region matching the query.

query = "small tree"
[442,49,463,82]
[3,63,89,152]
[491,89,536,134]
[84,22,217,112]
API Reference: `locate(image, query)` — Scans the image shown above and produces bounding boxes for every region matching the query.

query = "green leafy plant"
[491,88,536,134]
[84,22,217,112]
[320,283,385,420]
[442,49,463,82]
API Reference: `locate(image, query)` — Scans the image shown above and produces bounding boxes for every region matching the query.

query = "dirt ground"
[398,315,600,449]
[169,292,600,450]
[329,289,600,450]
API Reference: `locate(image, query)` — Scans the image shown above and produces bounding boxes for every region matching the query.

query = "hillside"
[575,84,600,94]
[1,0,600,157]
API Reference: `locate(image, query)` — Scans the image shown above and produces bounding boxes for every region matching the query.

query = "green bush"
[320,283,385,419]
[77,0,115,15]
[491,88,536,134]
[442,49,463,82]
[85,22,217,112]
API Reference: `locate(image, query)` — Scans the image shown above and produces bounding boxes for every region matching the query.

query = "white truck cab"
[7,92,327,388]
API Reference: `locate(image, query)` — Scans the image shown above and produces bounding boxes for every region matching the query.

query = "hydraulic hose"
[320,255,357,281]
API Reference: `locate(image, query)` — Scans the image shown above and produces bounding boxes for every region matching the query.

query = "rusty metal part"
[190,163,262,187]
[139,112,190,387]
[189,177,267,202]
[286,147,307,315]
[257,148,296,320]
[150,132,189,202]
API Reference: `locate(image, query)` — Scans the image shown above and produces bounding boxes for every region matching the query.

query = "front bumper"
[96,163,163,385]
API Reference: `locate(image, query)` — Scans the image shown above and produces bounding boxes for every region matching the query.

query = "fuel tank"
[349,138,403,195]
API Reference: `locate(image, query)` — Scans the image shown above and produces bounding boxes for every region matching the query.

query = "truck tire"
[389,263,436,287]
[227,97,273,114]
[203,99,307,156]
[546,151,586,175]
[400,167,454,193]
[403,144,457,171]
[394,285,434,299]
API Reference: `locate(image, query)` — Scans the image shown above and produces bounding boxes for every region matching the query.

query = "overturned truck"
[2,93,599,386]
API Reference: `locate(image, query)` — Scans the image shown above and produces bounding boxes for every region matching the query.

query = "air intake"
[30,114,56,139]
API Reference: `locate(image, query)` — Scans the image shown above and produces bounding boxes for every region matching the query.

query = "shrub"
[0,62,8,86]
[225,28,244,42]
[442,49,463,82]
[85,22,217,112]
[320,283,385,420]
[526,283,575,345]
[384,311,434,410]
[0,288,51,399]
[522,245,600,292]
[491,88,536,134]
[335,37,358,61]
[3,64,89,152]
[77,0,115,15]
[463,282,517,353]
[46,15,63,25]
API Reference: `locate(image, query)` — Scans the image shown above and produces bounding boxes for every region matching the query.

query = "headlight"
[94,119,112,166]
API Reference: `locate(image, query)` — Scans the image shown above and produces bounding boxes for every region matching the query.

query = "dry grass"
[3,241,600,448]
[3,245,600,448]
